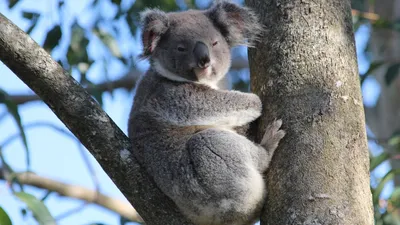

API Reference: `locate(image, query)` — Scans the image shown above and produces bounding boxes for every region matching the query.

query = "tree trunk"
[245,0,374,224]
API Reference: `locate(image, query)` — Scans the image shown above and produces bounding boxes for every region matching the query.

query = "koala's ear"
[205,1,262,47]
[139,9,169,58]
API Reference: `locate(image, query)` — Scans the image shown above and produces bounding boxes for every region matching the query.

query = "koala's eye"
[177,45,186,52]
[212,41,218,47]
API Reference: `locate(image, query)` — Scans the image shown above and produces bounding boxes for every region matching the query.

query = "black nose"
[193,41,210,68]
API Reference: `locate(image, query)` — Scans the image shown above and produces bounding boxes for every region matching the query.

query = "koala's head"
[139,1,262,87]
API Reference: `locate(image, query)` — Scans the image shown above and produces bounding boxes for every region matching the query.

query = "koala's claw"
[260,119,286,152]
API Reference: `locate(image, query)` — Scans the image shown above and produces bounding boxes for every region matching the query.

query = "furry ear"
[205,1,262,47]
[139,9,169,58]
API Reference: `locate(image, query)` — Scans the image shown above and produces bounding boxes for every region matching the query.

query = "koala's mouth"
[193,66,213,78]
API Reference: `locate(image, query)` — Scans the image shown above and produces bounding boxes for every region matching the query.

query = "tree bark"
[0,13,192,225]
[245,0,373,224]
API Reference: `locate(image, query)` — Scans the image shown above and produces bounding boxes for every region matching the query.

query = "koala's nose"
[193,41,210,68]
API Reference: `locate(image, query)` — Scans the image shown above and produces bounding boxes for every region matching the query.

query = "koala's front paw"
[260,119,286,154]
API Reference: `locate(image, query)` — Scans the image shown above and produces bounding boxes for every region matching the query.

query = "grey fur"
[129,1,284,225]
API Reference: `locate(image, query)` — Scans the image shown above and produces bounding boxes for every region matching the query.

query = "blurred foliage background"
[0,0,400,224]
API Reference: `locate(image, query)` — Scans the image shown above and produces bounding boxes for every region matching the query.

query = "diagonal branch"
[0,13,192,225]
[0,172,143,223]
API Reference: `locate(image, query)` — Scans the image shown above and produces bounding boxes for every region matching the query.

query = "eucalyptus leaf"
[360,61,385,84]
[111,0,121,5]
[370,152,390,171]
[14,192,56,225]
[0,207,12,225]
[92,28,122,58]
[388,134,400,147]
[0,89,30,169]
[22,11,40,20]
[8,0,18,9]
[67,23,89,66]
[385,63,400,85]
[43,25,62,52]
[373,169,400,204]
[23,11,40,34]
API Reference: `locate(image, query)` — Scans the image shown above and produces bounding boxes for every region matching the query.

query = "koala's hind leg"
[181,128,265,225]
[250,119,286,172]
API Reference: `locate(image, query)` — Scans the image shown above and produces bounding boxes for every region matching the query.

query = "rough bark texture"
[0,13,193,225]
[245,0,373,224]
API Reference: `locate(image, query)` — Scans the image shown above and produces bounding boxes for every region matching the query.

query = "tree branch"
[0,13,192,225]
[8,71,141,105]
[0,172,143,223]
[351,9,380,21]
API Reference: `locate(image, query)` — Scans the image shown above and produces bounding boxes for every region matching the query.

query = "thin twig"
[55,202,89,221]
[0,171,143,223]
[351,9,380,21]
[1,121,74,148]
[0,111,8,124]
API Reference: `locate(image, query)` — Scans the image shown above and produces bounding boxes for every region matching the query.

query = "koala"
[128,1,285,225]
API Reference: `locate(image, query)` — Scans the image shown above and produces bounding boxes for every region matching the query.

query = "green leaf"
[385,63,400,86]
[22,11,40,34]
[111,0,121,5]
[389,187,400,208]
[26,22,38,35]
[360,61,385,85]
[20,209,27,218]
[0,150,24,192]
[388,133,400,148]
[14,192,56,225]
[129,0,179,15]
[232,79,250,92]
[0,89,30,169]
[40,191,53,202]
[0,207,12,225]
[368,61,386,72]
[67,22,89,66]
[58,0,64,8]
[22,11,40,20]
[125,15,137,36]
[91,0,99,6]
[92,28,121,58]
[370,152,390,171]
[43,25,62,52]
[90,87,104,106]
[119,216,131,225]
[8,0,18,8]
[373,169,400,204]
[185,0,197,9]
[373,18,392,29]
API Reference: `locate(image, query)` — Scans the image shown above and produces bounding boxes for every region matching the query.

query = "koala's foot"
[260,119,286,153]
